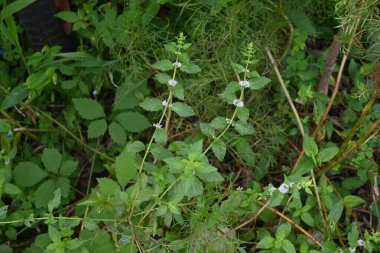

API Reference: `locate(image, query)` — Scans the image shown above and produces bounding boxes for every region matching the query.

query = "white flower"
[162,100,172,107]
[278,183,290,194]
[233,99,244,108]
[236,186,243,191]
[168,79,177,87]
[153,123,162,128]
[226,118,232,124]
[269,186,277,196]
[336,248,343,253]
[239,80,250,88]
[173,61,182,68]
[357,239,365,247]
[349,247,356,253]
[243,68,250,73]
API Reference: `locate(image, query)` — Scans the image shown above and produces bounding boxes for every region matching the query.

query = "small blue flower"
[0,49,5,55]
[7,132,12,138]
[92,90,98,97]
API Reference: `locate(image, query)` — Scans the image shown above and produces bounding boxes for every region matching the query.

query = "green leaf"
[171,102,195,117]
[301,212,315,227]
[0,85,29,110]
[60,160,78,177]
[0,0,36,21]
[293,156,314,176]
[171,83,185,100]
[234,121,255,135]
[55,11,79,23]
[87,119,107,139]
[318,147,339,163]
[276,223,291,240]
[211,139,226,161]
[34,179,56,208]
[108,122,127,146]
[236,139,255,165]
[116,112,150,133]
[152,60,173,71]
[327,201,344,224]
[282,240,296,253]
[139,97,163,111]
[181,64,201,73]
[48,188,61,213]
[155,73,171,85]
[344,195,365,208]
[257,236,275,249]
[3,183,21,195]
[141,0,160,25]
[200,123,215,137]
[48,225,61,243]
[164,157,184,173]
[73,98,105,120]
[56,177,70,198]
[303,134,318,157]
[250,76,271,90]
[151,146,172,160]
[236,107,249,122]
[231,63,245,72]
[154,128,168,144]
[115,150,138,188]
[14,162,48,187]
[210,116,227,129]
[42,148,62,174]
[181,176,203,199]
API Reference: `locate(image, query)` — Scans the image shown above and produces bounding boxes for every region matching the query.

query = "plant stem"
[266,48,305,137]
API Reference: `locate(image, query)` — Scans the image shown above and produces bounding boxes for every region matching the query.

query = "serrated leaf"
[164,157,184,173]
[154,128,168,144]
[48,225,61,243]
[231,63,245,72]
[73,98,105,120]
[180,176,203,199]
[60,160,78,177]
[151,146,172,160]
[14,162,48,187]
[181,64,201,74]
[301,212,315,227]
[48,188,61,213]
[3,183,21,195]
[282,240,296,253]
[200,123,215,137]
[344,195,365,208]
[115,150,138,188]
[108,121,127,146]
[42,148,62,174]
[276,223,291,239]
[197,164,224,182]
[234,121,255,135]
[250,76,271,90]
[318,147,339,163]
[155,73,171,85]
[152,60,173,71]
[303,134,318,157]
[236,139,255,165]
[257,236,275,249]
[210,116,227,129]
[171,83,185,100]
[139,97,163,111]
[87,119,107,139]
[327,201,344,224]
[171,102,195,117]
[34,179,56,208]
[236,107,249,122]
[211,139,226,161]
[116,112,150,133]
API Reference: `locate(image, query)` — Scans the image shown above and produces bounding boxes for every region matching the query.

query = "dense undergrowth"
[0,0,380,252]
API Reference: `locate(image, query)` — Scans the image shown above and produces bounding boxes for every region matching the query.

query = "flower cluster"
[233,99,244,108]
[239,80,250,88]
[173,61,182,68]
[153,123,162,128]
[162,100,172,107]
[168,79,177,87]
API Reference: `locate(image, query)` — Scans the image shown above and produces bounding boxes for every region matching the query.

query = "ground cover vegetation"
[0,0,380,252]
